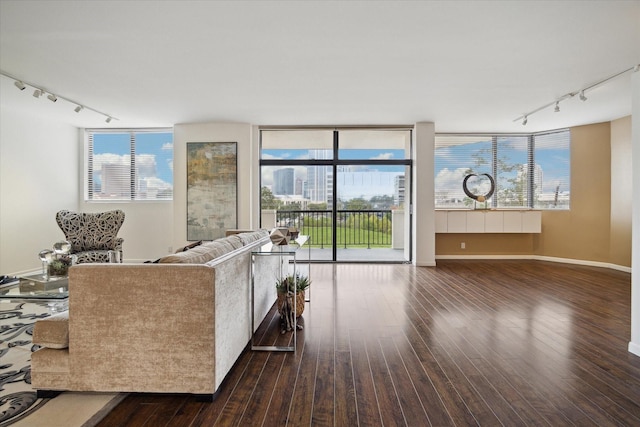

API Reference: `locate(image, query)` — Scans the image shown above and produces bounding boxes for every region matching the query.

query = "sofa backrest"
[158,230,268,264]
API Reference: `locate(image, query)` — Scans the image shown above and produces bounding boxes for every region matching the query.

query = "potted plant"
[276,272,310,332]
[48,254,73,277]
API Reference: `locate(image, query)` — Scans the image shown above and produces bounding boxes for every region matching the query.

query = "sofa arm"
[67,264,217,394]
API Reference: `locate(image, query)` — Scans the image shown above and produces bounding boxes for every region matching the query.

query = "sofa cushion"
[33,311,69,349]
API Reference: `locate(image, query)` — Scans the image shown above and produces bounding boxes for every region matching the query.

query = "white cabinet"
[435,211,448,233]
[522,211,542,233]
[484,211,504,232]
[435,210,541,233]
[503,211,522,232]
[466,211,485,232]
[447,211,468,233]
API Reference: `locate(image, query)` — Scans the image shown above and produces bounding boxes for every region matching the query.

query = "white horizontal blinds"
[86,129,173,201]
[87,132,94,199]
[435,130,570,210]
[532,130,570,209]
[495,136,529,208]
[434,135,493,208]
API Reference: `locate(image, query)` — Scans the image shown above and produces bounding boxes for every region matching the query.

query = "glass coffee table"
[0,273,69,300]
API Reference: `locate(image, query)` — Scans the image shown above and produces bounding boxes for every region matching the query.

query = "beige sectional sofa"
[31,230,279,400]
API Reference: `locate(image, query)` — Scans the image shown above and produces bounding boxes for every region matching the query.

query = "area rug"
[0,301,123,426]
[0,301,55,425]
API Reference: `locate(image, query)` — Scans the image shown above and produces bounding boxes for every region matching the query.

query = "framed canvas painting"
[187,142,237,240]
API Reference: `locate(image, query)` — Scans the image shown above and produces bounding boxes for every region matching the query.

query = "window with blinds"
[86,129,173,201]
[435,129,570,209]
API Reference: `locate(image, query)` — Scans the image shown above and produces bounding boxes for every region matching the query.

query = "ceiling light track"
[0,70,117,123]
[514,64,640,126]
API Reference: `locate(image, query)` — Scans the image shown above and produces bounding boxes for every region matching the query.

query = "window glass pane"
[87,129,173,201]
[261,130,333,160]
[435,131,570,210]
[434,136,492,208]
[134,132,173,200]
[534,131,570,209]
[496,136,529,208]
[338,130,410,160]
[92,133,131,200]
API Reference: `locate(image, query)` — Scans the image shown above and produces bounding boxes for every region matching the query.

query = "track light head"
[105,117,112,123]
[554,101,560,113]
[74,105,84,113]
[33,89,43,98]
[47,94,58,103]
[14,80,26,91]
[522,116,528,126]
[579,90,587,101]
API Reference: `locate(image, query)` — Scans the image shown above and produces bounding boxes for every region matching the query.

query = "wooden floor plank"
[95,261,640,427]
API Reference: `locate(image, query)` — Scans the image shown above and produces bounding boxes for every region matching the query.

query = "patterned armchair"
[55,210,125,263]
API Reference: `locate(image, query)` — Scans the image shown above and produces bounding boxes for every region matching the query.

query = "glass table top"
[0,273,69,300]
[253,235,309,255]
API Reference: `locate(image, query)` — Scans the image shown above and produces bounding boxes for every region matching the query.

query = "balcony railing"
[275,210,392,249]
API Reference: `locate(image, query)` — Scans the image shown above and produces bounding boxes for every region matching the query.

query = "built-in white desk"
[435,210,541,233]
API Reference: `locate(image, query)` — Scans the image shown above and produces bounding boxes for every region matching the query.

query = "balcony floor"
[296,247,408,262]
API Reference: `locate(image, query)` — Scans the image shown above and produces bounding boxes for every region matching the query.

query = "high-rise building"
[273,168,295,195]
[306,149,332,205]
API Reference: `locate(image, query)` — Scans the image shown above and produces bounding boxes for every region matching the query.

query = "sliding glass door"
[260,128,412,263]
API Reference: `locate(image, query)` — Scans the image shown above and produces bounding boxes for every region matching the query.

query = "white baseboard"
[629,341,640,358]
[434,254,632,273]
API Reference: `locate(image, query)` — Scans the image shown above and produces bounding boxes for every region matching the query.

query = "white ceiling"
[1,0,639,133]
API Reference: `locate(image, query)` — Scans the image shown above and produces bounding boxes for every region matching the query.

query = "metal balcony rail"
[275,209,392,249]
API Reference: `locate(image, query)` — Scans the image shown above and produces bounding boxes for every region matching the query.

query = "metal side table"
[251,235,310,352]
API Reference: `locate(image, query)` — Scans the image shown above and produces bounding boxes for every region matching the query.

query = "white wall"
[78,200,174,262]
[0,108,78,274]
[172,122,256,249]
[413,122,436,266]
[630,70,640,357]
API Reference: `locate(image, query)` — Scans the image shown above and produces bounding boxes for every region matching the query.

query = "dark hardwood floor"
[96,260,640,426]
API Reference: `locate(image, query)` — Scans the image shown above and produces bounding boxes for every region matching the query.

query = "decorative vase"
[277,290,305,318]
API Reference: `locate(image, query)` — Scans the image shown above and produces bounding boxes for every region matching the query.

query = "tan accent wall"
[610,116,633,267]
[436,121,632,268]
[533,122,611,262]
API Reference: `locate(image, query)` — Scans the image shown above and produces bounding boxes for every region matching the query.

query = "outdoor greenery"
[262,186,395,247]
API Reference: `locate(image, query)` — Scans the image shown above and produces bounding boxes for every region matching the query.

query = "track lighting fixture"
[579,90,587,101]
[1,70,117,124]
[514,64,639,125]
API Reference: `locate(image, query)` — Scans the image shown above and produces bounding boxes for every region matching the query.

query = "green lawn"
[300,225,391,248]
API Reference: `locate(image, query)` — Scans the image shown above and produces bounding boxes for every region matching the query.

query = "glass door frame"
[259,126,413,263]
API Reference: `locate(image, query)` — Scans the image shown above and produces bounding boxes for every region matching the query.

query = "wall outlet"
[168,246,173,253]
[460,242,466,249]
